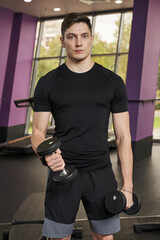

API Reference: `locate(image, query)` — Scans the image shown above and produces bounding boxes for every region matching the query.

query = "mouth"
[75,50,83,53]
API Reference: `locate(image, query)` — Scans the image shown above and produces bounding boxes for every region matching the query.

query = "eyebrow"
[66,32,90,37]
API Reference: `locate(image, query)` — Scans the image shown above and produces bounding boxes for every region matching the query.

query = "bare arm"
[112,111,133,208]
[31,112,65,172]
[31,112,51,153]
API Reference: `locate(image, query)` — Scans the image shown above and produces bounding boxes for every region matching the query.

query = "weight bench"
[3,192,45,240]
[3,192,82,240]
[12,192,45,225]
[8,224,45,240]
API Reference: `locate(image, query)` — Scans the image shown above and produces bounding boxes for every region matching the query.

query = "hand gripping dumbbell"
[37,137,77,184]
[105,190,141,215]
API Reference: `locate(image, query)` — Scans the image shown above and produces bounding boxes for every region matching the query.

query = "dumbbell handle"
[60,168,67,176]
[41,155,68,175]
[46,153,68,176]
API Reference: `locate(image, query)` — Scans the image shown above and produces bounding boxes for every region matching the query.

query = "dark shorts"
[42,166,120,238]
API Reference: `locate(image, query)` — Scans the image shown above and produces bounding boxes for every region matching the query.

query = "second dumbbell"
[105,190,141,215]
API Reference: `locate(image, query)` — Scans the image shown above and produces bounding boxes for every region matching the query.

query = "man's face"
[61,22,94,63]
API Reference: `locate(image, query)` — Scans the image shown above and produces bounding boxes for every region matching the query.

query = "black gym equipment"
[0,135,33,154]
[0,98,34,154]
[0,97,54,154]
[3,192,45,240]
[134,222,160,234]
[14,97,34,109]
[3,192,83,240]
[105,190,141,215]
[37,137,77,184]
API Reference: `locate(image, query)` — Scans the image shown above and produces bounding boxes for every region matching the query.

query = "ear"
[60,37,65,48]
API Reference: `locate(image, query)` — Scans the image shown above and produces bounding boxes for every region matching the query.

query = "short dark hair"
[61,12,92,38]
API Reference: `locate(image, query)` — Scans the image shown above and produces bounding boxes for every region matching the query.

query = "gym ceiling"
[0,0,133,18]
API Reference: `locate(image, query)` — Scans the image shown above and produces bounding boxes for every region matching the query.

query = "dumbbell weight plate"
[37,137,61,157]
[123,192,141,215]
[53,164,77,184]
[105,190,126,214]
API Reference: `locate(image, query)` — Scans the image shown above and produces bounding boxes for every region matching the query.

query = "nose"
[75,36,82,47]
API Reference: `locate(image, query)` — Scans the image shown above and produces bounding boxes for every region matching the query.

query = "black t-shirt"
[34,62,128,172]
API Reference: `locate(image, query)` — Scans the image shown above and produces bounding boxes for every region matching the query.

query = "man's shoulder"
[37,64,65,86]
[96,63,122,81]
[41,64,64,80]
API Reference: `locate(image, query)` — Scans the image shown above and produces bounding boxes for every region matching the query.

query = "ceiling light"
[53,7,61,12]
[24,0,32,2]
[79,0,111,5]
[115,0,123,4]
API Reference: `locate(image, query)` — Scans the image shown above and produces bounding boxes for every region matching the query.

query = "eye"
[83,35,88,39]
[68,36,74,40]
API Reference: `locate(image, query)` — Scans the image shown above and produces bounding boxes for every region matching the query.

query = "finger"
[45,148,62,159]
[55,148,61,154]
[47,156,63,167]
[47,154,64,167]
[50,161,65,172]
[125,197,134,209]
[121,190,133,209]
[46,152,62,162]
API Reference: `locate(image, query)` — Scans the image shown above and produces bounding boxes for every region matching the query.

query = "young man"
[31,13,133,240]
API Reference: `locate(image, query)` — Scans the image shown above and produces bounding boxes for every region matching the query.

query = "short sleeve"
[111,76,128,113]
[34,77,51,112]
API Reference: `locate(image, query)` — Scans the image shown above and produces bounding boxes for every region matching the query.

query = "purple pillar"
[0,8,13,112]
[126,0,160,160]
[0,8,37,142]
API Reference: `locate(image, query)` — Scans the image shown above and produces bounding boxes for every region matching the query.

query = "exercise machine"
[0,97,54,154]
[0,98,34,154]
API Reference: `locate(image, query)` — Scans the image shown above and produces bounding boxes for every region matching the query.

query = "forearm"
[31,131,46,155]
[116,136,133,191]
[31,112,50,155]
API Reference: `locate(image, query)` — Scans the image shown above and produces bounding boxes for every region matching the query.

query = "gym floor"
[0,142,160,239]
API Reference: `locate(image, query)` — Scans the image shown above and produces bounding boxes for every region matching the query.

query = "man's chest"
[49,76,113,110]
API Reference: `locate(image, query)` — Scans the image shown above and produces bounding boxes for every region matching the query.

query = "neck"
[66,57,94,73]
